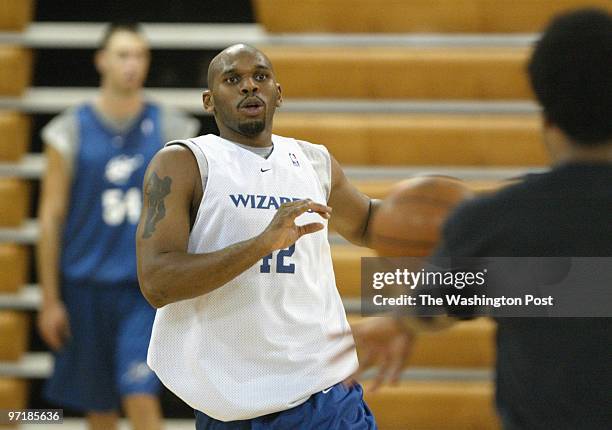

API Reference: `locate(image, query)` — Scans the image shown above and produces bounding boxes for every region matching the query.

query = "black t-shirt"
[433,162,612,430]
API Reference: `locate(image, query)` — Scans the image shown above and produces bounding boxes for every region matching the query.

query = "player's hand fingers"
[61,319,72,342]
[306,201,332,219]
[387,353,406,386]
[353,351,375,381]
[297,222,324,237]
[285,199,331,220]
[368,354,391,393]
[43,326,63,351]
[342,376,357,389]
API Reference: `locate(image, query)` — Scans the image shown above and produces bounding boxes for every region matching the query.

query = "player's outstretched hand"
[261,199,331,251]
[37,300,71,351]
[330,317,415,392]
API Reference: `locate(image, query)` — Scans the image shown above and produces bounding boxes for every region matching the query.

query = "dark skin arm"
[136,145,331,308]
[327,155,381,246]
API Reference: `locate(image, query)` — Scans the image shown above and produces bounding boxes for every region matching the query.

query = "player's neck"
[96,86,144,121]
[545,127,612,166]
[554,144,612,166]
[219,128,273,148]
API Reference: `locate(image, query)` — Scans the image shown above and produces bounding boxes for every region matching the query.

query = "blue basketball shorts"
[44,283,160,412]
[195,382,377,430]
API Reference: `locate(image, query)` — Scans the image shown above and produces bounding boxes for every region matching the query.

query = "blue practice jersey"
[60,103,162,287]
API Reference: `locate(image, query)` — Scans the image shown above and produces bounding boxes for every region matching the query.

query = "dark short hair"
[99,22,144,50]
[527,8,612,145]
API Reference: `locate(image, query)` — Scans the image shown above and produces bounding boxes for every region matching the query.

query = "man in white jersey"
[137,44,398,428]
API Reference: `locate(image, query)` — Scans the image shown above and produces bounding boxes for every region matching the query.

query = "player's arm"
[137,145,331,308]
[328,155,381,247]
[37,146,72,350]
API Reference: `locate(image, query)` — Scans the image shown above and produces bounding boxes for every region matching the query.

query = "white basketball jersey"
[147,134,358,421]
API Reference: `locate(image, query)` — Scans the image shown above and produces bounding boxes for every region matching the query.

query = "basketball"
[370,176,475,257]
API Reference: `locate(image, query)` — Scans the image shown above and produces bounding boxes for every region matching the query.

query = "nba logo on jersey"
[289,153,300,167]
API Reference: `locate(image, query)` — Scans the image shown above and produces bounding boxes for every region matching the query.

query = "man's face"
[206,50,282,138]
[96,30,150,93]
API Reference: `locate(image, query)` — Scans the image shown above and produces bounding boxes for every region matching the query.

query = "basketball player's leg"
[43,284,122,421]
[86,411,119,430]
[123,394,162,430]
[115,287,162,430]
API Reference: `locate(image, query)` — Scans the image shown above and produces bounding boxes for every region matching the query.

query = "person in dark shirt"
[336,8,612,430]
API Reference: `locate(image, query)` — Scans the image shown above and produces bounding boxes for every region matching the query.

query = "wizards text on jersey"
[230,194,302,210]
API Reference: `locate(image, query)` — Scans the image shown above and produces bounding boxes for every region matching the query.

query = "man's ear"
[202,89,214,113]
[275,83,283,107]
[542,118,571,163]
[94,50,106,76]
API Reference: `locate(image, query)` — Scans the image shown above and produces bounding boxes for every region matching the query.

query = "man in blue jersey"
[37,23,198,430]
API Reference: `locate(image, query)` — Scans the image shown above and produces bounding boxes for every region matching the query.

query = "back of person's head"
[528,8,612,145]
[99,22,144,50]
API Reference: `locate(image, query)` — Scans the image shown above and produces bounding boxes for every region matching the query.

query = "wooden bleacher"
[263,46,533,99]
[0,245,28,294]
[274,113,547,165]
[0,179,30,227]
[0,311,29,362]
[0,47,32,97]
[254,0,612,33]
[0,0,33,32]
[332,245,376,298]
[0,112,29,161]
[347,316,496,369]
[352,178,515,200]
[363,381,500,430]
[0,378,27,419]
[0,3,33,419]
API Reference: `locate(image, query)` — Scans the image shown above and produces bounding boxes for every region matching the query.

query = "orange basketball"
[370,176,475,257]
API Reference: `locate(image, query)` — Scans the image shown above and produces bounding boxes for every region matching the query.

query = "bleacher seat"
[0,47,32,97]
[0,112,30,161]
[274,113,547,165]
[332,245,376,298]
[363,380,500,430]
[0,378,27,420]
[263,46,532,100]
[0,179,30,227]
[347,316,496,368]
[352,179,512,200]
[0,245,27,294]
[0,0,33,31]
[0,2,33,422]
[0,311,29,361]
[254,0,612,33]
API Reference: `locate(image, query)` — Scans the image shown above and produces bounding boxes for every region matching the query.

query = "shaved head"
[207,44,273,88]
[202,43,282,145]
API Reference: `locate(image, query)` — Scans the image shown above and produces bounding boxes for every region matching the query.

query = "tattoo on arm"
[143,172,172,239]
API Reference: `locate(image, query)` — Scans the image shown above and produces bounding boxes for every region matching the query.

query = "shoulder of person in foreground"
[437,174,546,258]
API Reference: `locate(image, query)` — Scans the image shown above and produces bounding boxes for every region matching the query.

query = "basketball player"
[334,8,612,430]
[136,44,385,428]
[37,23,198,430]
